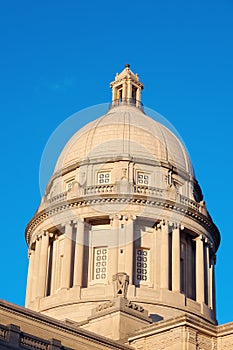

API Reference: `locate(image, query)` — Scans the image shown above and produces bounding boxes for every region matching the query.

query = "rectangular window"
[93,247,108,281]
[137,172,151,186]
[97,172,111,184]
[136,247,150,283]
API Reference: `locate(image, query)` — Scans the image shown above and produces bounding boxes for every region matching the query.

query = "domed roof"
[55,104,193,176]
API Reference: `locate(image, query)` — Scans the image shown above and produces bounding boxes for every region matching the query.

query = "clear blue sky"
[0,0,232,325]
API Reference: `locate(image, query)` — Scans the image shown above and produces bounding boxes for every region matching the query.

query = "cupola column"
[38,231,49,298]
[122,81,127,101]
[112,87,117,102]
[195,236,205,304]
[127,80,132,100]
[172,224,180,292]
[25,249,35,306]
[160,222,169,289]
[136,88,141,107]
[61,222,73,289]
[73,220,84,288]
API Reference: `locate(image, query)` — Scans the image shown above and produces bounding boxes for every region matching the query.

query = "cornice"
[25,193,220,249]
[127,313,217,342]
[0,299,132,350]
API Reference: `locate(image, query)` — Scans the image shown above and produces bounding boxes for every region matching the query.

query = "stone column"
[25,248,35,306]
[209,255,216,310]
[51,234,58,294]
[160,223,169,289]
[61,222,73,289]
[153,227,159,290]
[109,216,119,279]
[127,81,132,100]
[125,217,134,284]
[136,88,141,106]
[205,241,210,306]
[38,231,49,298]
[172,225,180,292]
[112,87,117,101]
[122,82,127,101]
[196,236,205,304]
[31,237,42,300]
[73,220,84,287]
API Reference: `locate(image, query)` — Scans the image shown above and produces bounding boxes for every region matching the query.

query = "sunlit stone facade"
[1,65,231,349]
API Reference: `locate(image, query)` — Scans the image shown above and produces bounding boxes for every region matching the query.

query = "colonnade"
[25,220,85,306]
[156,222,216,309]
[26,218,216,312]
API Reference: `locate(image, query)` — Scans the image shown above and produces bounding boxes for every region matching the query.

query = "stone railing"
[109,98,144,112]
[46,192,67,204]
[0,324,7,340]
[0,323,73,349]
[134,185,164,197]
[20,334,49,349]
[84,184,115,195]
[179,194,200,211]
[46,185,201,212]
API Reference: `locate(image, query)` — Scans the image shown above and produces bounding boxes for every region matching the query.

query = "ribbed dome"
[55,105,193,176]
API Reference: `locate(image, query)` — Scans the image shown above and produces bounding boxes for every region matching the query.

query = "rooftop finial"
[125,63,130,68]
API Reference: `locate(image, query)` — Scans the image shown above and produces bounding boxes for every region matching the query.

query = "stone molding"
[0,300,132,350]
[25,193,220,248]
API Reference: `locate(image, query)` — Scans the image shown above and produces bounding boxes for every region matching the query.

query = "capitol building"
[1,65,233,349]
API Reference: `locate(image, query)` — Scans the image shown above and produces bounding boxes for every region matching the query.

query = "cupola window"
[97,171,111,185]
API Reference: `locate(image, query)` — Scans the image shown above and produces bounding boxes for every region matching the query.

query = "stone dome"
[25,66,220,330]
[55,105,193,177]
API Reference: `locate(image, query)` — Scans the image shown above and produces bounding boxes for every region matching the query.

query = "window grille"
[97,172,111,184]
[137,172,151,186]
[136,247,150,282]
[93,247,108,281]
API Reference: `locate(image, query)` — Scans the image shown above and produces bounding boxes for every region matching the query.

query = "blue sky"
[0,0,232,325]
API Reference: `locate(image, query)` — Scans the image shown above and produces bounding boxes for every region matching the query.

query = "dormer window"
[137,172,151,186]
[97,171,111,185]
